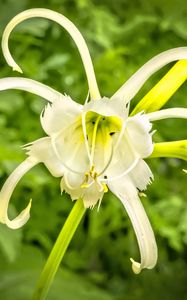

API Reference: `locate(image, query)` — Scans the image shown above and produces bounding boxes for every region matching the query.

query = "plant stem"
[32,198,86,300]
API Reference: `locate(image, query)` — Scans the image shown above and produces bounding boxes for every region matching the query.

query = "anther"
[109,132,115,136]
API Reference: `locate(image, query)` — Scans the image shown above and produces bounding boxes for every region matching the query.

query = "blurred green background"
[0,0,187,299]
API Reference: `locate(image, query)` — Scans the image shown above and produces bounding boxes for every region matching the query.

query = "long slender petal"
[108,177,157,274]
[147,108,187,121]
[2,8,100,99]
[0,77,62,103]
[149,140,187,161]
[131,60,187,115]
[0,157,38,229]
[111,48,187,104]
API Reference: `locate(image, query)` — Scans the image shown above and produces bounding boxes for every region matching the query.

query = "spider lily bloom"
[1,9,187,275]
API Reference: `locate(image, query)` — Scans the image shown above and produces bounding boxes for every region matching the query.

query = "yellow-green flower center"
[83,112,122,180]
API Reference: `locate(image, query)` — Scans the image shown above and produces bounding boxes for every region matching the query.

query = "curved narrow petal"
[0,77,62,103]
[0,157,38,229]
[147,108,187,121]
[24,137,64,177]
[40,95,82,135]
[108,177,157,274]
[131,60,187,115]
[2,8,100,99]
[149,140,187,161]
[111,47,187,104]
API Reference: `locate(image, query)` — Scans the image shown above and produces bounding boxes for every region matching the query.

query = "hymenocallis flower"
[0,8,187,275]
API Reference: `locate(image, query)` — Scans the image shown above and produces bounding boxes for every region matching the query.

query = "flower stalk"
[32,198,86,300]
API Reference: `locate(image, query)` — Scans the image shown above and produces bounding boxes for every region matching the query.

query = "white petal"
[108,177,158,273]
[93,137,113,175]
[40,95,82,135]
[126,113,153,157]
[2,8,100,99]
[111,47,187,104]
[61,172,104,208]
[0,157,38,229]
[83,97,129,120]
[82,180,104,208]
[60,172,84,200]
[61,178,82,201]
[129,159,153,191]
[64,171,85,188]
[104,114,153,180]
[147,108,187,121]
[24,137,64,177]
[0,77,62,103]
[105,133,139,179]
[81,98,126,171]
[52,119,90,173]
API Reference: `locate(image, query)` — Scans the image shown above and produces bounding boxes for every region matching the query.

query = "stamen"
[114,122,127,150]
[81,182,93,188]
[101,158,140,182]
[81,174,94,189]
[84,90,90,104]
[98,142,114,176]
[90,115,102,165]
[51,137,83,174]
[97,197,102,212]
[102,183,108,193]
[81,112,92,163]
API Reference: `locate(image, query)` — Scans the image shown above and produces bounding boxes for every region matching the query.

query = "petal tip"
[28,198,32,209]
[130,258,141,274]
[12,64,23,73]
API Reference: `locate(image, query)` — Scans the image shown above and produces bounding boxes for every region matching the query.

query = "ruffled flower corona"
[1,9,187,274]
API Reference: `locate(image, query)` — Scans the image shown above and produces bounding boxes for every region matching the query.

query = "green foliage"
[0,0,187,299]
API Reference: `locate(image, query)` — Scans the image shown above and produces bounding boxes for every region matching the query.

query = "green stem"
[32,198,86,300]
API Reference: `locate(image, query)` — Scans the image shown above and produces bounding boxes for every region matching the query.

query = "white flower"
[1,8,187,274]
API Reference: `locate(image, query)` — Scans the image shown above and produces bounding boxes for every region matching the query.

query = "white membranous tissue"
[0,8,187,276]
